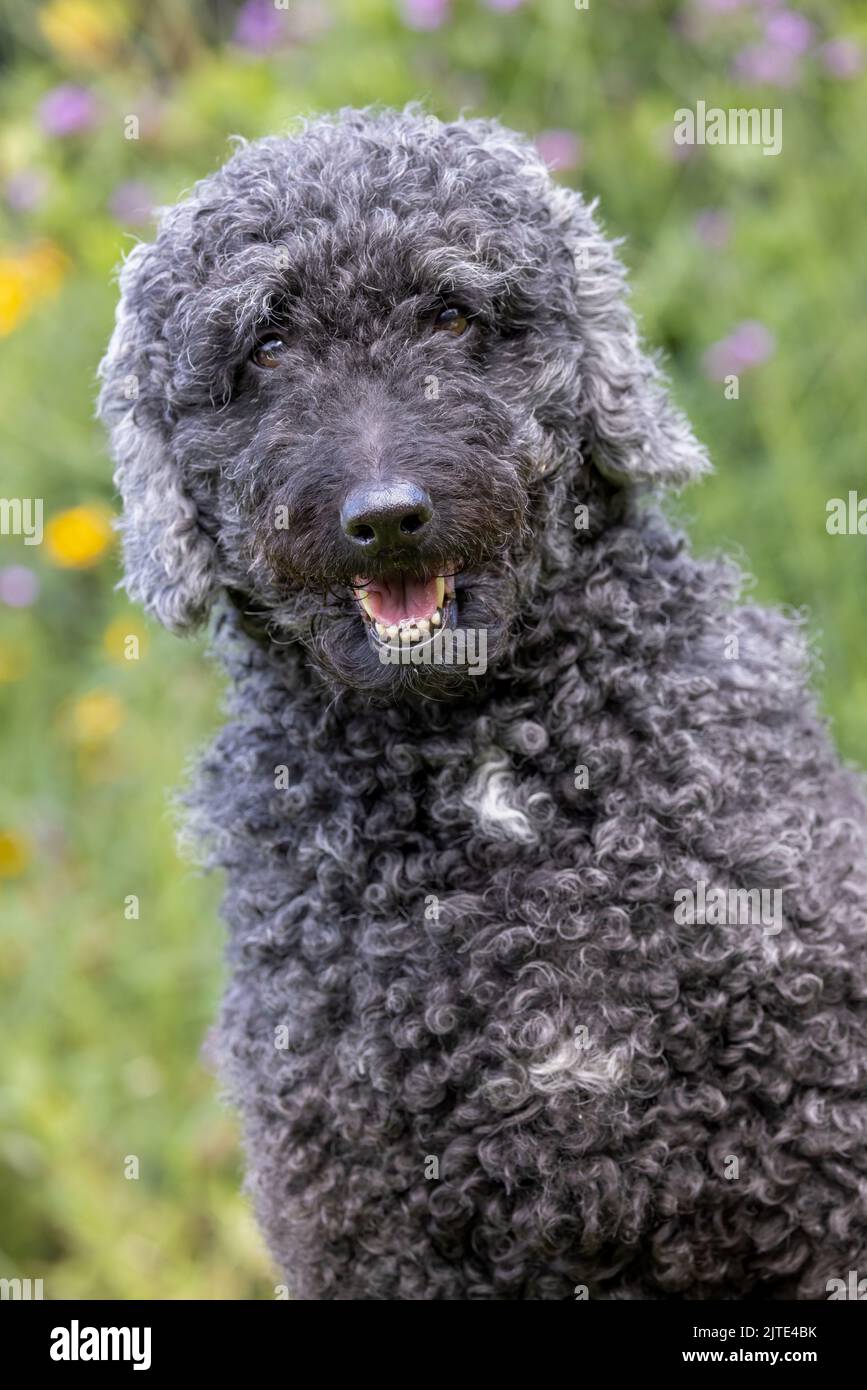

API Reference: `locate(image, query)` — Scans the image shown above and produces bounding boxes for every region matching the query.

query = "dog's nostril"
[340,482,435,550]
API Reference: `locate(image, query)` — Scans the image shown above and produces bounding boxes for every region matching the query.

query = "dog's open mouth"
[352,570,458,648]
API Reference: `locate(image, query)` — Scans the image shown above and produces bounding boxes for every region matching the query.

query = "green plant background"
[1,0,865,1299]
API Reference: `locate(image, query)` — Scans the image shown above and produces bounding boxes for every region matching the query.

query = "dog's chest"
[224,733,630,1134]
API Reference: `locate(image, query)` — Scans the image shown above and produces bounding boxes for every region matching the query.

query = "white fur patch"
[463,752,538,844]
[528,1038,627,1096]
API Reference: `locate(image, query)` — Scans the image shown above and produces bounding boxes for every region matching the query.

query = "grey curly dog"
[98,106,867,1300]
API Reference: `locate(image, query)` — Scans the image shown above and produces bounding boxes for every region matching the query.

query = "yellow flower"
[38,0,125,66]
[0,242,69,337]
[45,504,114,568]
[0,829,30,878]
[103,616,148,664]
[0,257,28,335]
[67,690,125,745]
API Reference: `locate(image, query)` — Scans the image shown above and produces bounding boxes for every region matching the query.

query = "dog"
[99,106,867,1300]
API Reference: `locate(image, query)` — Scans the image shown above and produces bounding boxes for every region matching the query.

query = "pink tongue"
[365,575,439,624]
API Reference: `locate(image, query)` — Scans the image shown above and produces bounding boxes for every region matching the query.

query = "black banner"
[6,1297,864,1374]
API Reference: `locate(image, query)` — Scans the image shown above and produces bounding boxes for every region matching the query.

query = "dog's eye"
[432,307,469,336]
[251,338,286,368]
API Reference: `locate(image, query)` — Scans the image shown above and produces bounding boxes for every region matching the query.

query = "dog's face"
[100,109,707,700]
[186,122,559,696]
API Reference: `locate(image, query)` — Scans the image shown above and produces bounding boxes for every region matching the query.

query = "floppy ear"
[551,186,711,489]
[98,239,218,634]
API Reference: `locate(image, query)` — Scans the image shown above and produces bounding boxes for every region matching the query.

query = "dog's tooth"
[400,626,412,644]
[431,609,442,627]
[386,625,399,640]
[435,576,445,608]
[375,622,388,638]
[416,619,430,638]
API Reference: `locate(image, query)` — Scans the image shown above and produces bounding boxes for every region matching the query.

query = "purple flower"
[764,10,814,54]
[38,85,99,137]
[233,0,287,52]
[693,210,732,250]
[0,566,39,608]
[820,38,863,80]
[732,42,801,86]
[401,0,449,31]
[535,129,582,172]
[5,170,48,213]
[703,321,775,380]
[109,181,153,225]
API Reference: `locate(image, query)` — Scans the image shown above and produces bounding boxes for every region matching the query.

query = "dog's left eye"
[251,338,286,368]
[431,307,469,336]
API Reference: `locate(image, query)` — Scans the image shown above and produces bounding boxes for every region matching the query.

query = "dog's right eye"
[251,339,286,368]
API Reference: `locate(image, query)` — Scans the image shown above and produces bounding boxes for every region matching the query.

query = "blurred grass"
[1,0,865,1298]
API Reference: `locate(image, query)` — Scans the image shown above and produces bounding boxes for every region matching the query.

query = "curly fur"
[99,107,867,1300]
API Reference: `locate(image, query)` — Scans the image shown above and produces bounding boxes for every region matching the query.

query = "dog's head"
[99,106,708,699]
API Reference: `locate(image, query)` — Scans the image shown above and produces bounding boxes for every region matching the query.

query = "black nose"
[340,481,434,551]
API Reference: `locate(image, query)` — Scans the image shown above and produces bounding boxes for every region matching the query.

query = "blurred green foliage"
[1,0,865,1298]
